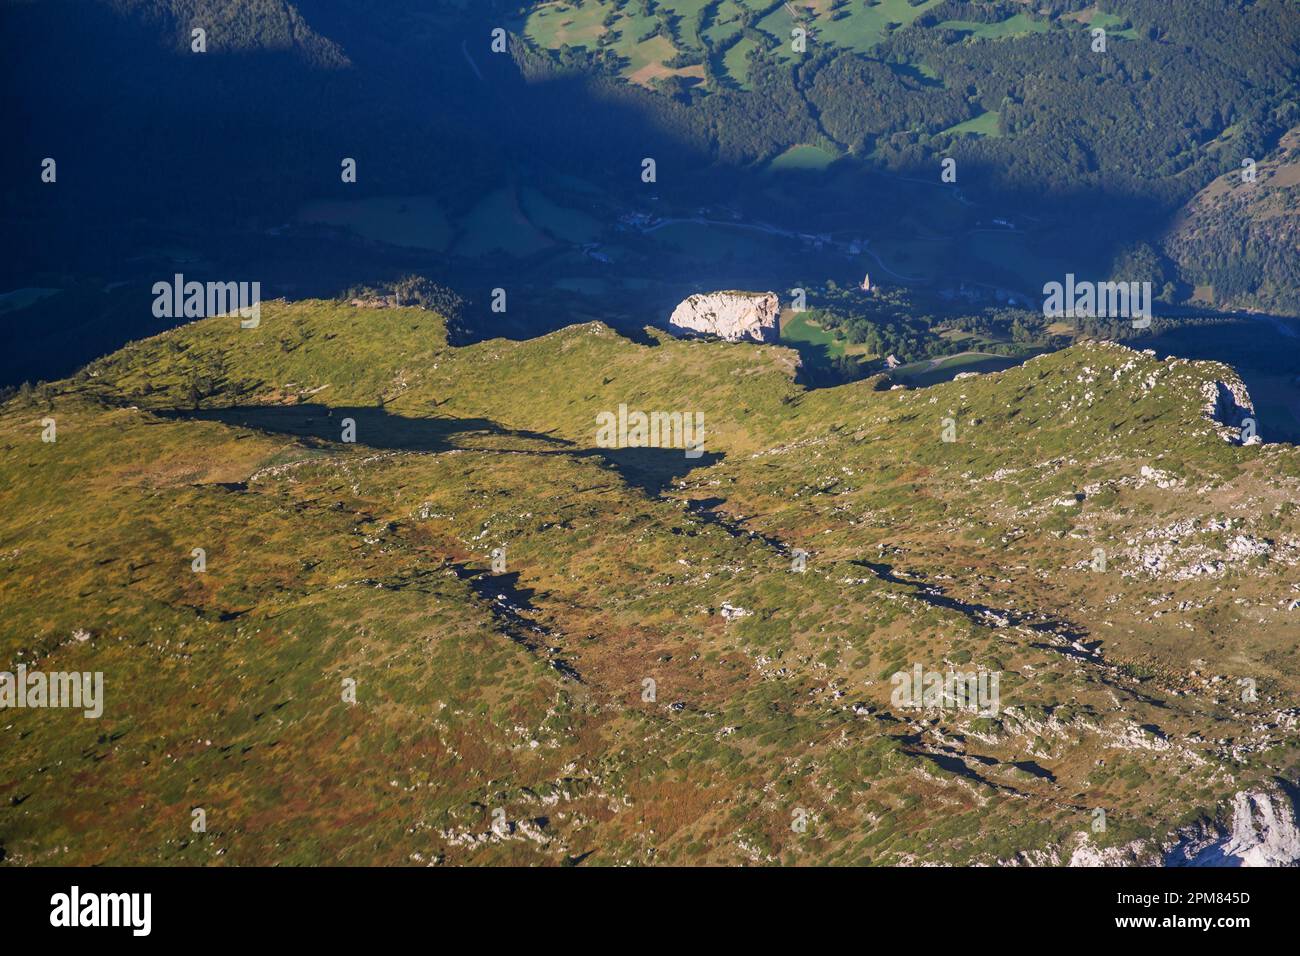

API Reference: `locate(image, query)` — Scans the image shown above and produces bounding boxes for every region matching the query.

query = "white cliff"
[1169,789,1300,866]
[1202,376,1258,444]
[1066,786,1300,867]
[669,291,780,343]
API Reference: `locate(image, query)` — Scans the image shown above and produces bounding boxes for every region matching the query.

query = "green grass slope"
[1,300,1298,865]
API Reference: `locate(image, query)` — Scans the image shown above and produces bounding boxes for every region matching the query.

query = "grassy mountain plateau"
[1,300,1299,866]
[3,0,1300,868]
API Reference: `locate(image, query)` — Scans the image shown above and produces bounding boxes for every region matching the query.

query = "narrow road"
[462,39,484,82]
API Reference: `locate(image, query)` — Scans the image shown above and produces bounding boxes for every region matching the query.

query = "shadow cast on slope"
[155,404,723,496]
[154,403,568,454]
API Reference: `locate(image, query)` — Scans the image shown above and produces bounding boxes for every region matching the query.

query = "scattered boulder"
[720,602,751,621]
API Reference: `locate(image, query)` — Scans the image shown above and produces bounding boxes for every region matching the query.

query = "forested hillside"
[1164,126,1300,314]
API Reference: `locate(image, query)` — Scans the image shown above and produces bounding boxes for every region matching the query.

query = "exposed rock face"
[1168,789,1300,867]
[1203,378,1259,444]
[669,291,779,343]
[1065,786,1300,867]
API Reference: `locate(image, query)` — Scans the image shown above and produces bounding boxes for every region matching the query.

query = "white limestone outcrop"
[669,291,780,343]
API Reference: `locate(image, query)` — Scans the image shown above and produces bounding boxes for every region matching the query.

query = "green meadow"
[453,189,554,258]
[767,143,839,173]
[889,350,1026,387]
[941,110,1002,138]
[780,309,847,357]
[759,0,945,60]
[524,0,946,88]
[519,1,1141,93]
[297,196,454,252]
[521,187,604,244]
[935,13,1048,40]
